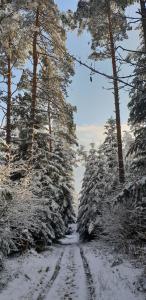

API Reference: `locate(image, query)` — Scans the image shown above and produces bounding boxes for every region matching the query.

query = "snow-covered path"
[0,228,145,300]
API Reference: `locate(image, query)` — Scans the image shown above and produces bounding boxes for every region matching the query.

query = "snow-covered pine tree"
[75,0,130,183]
[10,47,76,223]
[0,130,7,165]
[128,32,146,177]
[102,117,119,195]
[78,118,124,241]
[0,0,76,256]
[0,1,29,150]
[120,0,146,50]
[9,90,76,249]
[78,143,105,240]
[78,144,98,240]
[51,100,77,226]
[122,130,134,180]
[50,140,76,227]
[11,0,75,158]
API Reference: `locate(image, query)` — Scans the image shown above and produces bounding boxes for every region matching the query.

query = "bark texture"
[107,1,125,183]
[6,37,12,146]
[140,0,146,50]
[28,7,40,157]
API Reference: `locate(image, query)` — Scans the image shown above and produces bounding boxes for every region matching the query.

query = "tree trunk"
[140,0,146,50]
[42,57,52,153]
[28,7,39,157]
[48,101,52,153]
[107,2,125,184]
[6,37,12,147]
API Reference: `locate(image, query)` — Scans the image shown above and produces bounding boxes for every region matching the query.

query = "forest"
[0,1,146,299]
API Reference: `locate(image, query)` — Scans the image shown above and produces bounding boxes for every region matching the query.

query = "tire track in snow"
[61,246,78,300]
[35,249,64,300]
[80,247,96,300]
[44,244,89,300]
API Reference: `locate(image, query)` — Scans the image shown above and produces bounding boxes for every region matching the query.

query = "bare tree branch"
[116,46,146,55]
[71,55,142,90]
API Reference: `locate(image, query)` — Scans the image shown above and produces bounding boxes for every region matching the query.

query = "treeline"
[0,0,76,261]
[76,0,146,248]
[78,118,146,246]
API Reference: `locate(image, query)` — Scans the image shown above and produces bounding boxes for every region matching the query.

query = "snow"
[0,228,145,300]
[45,245,87,300]
[59,233,79,245]
[82,242,145,300]
[59,224,79,245]
[0,247,63,300]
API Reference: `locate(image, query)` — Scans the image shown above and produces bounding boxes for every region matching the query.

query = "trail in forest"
[0,226,145,300]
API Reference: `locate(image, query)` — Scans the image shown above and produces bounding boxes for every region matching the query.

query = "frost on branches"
[78,117,146,248]
[0,0,76,264]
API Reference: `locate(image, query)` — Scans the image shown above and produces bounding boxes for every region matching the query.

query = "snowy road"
[0,230,145,300]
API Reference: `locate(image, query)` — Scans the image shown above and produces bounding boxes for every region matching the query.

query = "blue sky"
[0,1,140,192]
[56,0,78,11]
[54,1,140,192]
[55,0,140,127]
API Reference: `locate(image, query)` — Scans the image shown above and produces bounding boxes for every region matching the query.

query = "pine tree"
[0,129,7,165]
[122,130,133,180]
[8,0,74,159]
[51,140,76,226]
[0,1,76,257]
[75,0,130,183]
[0,1,28,153]
[78,144,105,239]
[139,0,146,49]
[102,117,119,194]
[77,118,126,241]
[128,30,146,177]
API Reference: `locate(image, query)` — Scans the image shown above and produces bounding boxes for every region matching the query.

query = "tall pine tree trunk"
[42,57,52,153]
[28,7,39,157]
[6,37,12,148]
[48,101,52,153]
[140,0,146,50]
[107,2,125,183]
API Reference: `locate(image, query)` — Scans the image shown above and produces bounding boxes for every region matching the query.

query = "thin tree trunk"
[42,57,52,153]
[28,7,39,157]
[48,101,52,153]
[140,0,146,50]
[107,2,125,184]
[6,37,12,147]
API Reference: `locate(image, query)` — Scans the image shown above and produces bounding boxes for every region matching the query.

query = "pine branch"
[0,105,6,111]
[12,87,18,96]
[0,113,6,128]
[116,46,146,55]
[128,20,140,25]
[116,54,138,67]
[71,55,142,91]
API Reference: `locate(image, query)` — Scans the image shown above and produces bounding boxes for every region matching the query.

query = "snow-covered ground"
[0,227,145,300]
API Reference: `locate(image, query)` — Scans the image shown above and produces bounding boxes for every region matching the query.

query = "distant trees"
[77,116,146,243]
[78,143,104,239]
[76,1,146,246]
[78,117,119,239]
[102,118,119,193]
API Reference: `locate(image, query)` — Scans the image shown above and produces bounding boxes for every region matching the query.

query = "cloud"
[76,123,129,149]
[75,123,129,195]
[76,125,105,149]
